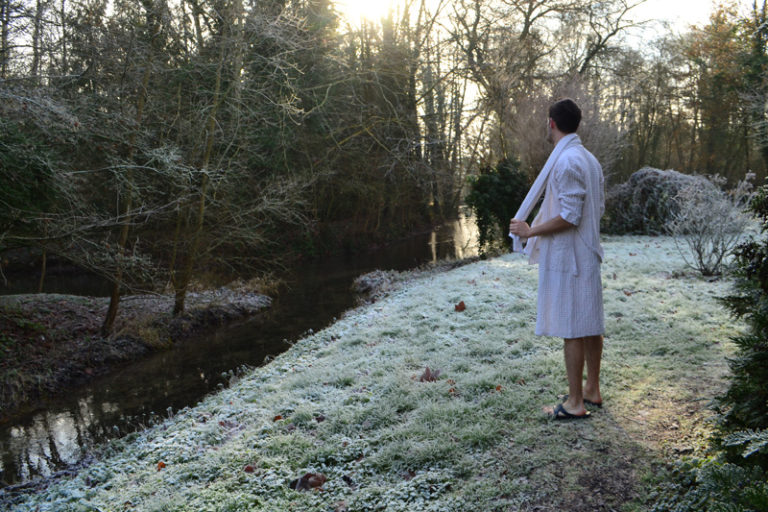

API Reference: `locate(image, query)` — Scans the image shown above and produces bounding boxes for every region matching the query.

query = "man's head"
[548,98,581,134]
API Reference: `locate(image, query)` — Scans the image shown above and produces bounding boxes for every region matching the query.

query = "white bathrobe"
[532,138,605,338]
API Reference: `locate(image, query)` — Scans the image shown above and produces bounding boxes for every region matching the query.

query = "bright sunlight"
[334,0,398,25]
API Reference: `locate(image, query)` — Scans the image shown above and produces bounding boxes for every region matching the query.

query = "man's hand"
[510,215,576,240]
[509,219,531,238]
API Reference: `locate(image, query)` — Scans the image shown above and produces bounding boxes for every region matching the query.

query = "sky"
[632,0,719,32]
[333,0,721,31]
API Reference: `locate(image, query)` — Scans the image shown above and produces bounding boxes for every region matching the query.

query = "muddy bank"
[0,289,271,419]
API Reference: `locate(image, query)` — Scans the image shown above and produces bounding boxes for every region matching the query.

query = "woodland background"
[1,0,767,330]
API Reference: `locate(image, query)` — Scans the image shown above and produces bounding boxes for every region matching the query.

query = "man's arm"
[509,215,575,239]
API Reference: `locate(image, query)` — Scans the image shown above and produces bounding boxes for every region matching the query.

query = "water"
[0,217,478,487]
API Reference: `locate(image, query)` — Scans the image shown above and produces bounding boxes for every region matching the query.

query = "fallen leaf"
[156,461,166,471]
[419,366,441,382]
[623,289,633,296]
[448,387,456,394]
[290,472,327,491]
[446,379,456,385]
[273,415,283,421]
[517,378,526,385]
[454,301,466,312]
[495,385,503,391]
[244,465,255,473]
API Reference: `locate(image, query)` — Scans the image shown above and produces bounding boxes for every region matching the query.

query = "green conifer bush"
[465,158,528,255]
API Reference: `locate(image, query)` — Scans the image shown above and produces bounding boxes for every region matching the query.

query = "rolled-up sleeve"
[555,163,586,226]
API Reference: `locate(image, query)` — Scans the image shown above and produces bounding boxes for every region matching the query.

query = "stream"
[0,217,478,487]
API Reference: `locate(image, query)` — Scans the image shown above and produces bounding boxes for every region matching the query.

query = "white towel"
[509,133,581,256]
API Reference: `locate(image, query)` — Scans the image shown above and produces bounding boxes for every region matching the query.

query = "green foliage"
[651,457,768,512]
[0,122,57,235]
[722,429,768,459]
[465,158,528,254]
[718,185,768,437]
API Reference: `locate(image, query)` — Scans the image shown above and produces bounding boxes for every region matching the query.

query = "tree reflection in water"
[0,216,478,487]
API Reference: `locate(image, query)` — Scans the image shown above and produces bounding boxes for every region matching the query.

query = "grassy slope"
[5,236,741,512]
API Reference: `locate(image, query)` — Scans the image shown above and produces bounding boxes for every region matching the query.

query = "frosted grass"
[4,235,742,511]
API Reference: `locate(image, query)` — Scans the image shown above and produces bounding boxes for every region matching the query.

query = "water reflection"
[6,409,86,483]
[0,217,478,488]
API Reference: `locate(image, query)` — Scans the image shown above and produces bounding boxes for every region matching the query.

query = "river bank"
[0,288,271,419]
[1,235,742,511]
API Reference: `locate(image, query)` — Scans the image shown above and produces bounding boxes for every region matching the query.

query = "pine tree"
[718,184,768,467]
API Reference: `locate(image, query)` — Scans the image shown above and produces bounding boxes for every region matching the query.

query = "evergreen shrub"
[718,185,768,439]
[0,123,57,236]
[465,158,528,255]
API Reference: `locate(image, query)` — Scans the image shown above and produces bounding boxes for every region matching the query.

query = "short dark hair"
[549,98,581,134]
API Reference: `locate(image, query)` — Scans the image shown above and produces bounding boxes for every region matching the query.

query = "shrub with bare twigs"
[666,174,755,276]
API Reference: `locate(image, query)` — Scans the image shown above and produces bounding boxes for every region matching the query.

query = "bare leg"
[583,335,603,405]
[561,338,587,415]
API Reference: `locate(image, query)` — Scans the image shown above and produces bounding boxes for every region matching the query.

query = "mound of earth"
[0,289,271,419]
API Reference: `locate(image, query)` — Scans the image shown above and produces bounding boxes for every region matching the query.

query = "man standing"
[508,98,605,420]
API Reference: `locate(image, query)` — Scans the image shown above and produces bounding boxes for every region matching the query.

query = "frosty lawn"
[4,235,742,511]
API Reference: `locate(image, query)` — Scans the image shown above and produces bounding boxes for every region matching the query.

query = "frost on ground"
[1,236,742,512]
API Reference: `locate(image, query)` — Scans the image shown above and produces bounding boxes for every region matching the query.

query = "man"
[508,98,605,420]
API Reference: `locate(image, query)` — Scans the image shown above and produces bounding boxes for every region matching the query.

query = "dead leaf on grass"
[419,366,441,382]
[454,301,466,312]
[290,472,327,491]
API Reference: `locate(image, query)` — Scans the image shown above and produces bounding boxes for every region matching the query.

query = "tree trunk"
[1,0,9,78]
[59,0,67,74]
[31,0,44,79]
[101,37,155,334]
[37,248,47,293]
[172,37,229,315]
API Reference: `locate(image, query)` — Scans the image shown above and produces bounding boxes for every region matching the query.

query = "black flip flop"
[549,403,591,420]
[560,394,603,408]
